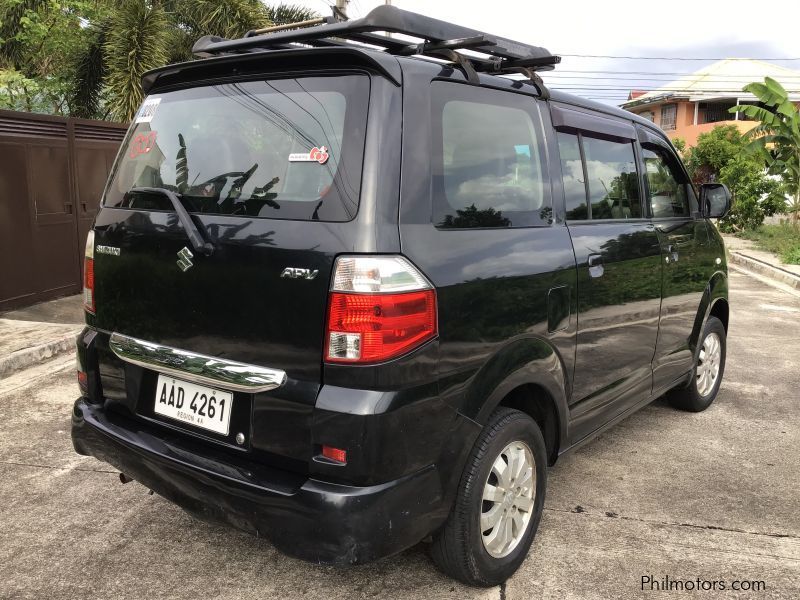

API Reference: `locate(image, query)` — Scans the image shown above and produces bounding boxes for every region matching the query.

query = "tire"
[430,407,547,587]
[667,316,726,412]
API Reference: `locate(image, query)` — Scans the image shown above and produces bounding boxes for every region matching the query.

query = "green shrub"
[738,223,800,264]
[781,246,800,265]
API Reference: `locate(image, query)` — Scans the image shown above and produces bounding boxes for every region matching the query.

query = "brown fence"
[0,110,128,311]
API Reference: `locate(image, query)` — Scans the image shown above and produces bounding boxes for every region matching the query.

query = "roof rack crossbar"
[397,35,496,56]
[193,5,556,65]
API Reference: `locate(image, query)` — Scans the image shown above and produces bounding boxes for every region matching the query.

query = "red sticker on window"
[129,131,158,158]
[288,145,329,165]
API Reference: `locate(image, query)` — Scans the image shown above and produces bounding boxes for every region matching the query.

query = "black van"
[72,6,732,587]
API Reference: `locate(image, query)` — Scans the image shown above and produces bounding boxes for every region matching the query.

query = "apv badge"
[177,247,194,272]
[280,267,318,280]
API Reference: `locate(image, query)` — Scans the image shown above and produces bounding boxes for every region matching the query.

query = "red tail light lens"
[325,256,437,364]
[77,370,89,396]
[83,231,95,314]
[321,445,347,464]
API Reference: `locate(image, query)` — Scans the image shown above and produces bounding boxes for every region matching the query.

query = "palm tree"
[67,0,318,121]
[732,77,800,226]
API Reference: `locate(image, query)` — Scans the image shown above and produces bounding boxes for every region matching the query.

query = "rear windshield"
[104,75,369,221]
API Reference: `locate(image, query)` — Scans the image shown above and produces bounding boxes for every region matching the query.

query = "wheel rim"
[480,441,536,558]
[696,331,722,397]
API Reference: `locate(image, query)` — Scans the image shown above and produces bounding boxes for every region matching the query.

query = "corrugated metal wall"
[0,110,127,311]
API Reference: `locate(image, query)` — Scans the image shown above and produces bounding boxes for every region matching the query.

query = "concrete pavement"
[0,271,798,599]
[0,295,83,379]
[724,234,800,292]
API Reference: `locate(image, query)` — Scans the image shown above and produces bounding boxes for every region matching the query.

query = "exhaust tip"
[119,473,133,484]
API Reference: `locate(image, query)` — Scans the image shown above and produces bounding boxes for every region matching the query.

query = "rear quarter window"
[431,83,551,228]
[104,75,369,222]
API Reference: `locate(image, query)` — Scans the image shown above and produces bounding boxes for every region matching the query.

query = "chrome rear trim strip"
[109,332,287,393]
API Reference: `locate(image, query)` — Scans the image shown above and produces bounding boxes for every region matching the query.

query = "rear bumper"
[71,398,445,564]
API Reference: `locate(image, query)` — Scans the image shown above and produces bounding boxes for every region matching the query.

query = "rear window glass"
[104,75,369,221]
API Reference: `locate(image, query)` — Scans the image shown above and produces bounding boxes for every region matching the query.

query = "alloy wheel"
[480,441,536,558]
[696,331,722,397]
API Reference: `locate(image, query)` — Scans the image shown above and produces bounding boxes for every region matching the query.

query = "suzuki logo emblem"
[177,247,194,272]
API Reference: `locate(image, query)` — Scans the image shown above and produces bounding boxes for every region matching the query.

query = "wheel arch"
[463,336,570,465]
[690,270,729,353]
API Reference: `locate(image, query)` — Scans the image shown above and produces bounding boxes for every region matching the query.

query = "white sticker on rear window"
[135,97,162,123]
[288,146,329,165]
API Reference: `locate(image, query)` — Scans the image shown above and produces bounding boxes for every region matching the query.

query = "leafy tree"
[731,77,800,226]
[718,155,785,231]
[671,137,687,159]
[683,124,785,232]
[0,0,106,114]
[0,0,320,120]
[265,3,323,25]
[684,124,742,184]
[103,0,169,122]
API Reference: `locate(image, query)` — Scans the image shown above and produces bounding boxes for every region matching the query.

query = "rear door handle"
[588,253,604,278]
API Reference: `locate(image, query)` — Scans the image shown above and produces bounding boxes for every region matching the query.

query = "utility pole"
[335,0,349,20]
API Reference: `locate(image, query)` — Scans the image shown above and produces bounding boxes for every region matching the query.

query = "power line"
[559,54,800,61]
[553,69,800,76]
[547,87,800,93]
[544,75,800,83]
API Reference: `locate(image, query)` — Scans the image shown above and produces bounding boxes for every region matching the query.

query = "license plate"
[154,374,233,435]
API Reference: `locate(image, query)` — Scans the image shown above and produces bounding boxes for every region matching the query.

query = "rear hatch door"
[92,74,370,387]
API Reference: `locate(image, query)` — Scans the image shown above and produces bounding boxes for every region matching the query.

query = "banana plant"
[731,77,800,226]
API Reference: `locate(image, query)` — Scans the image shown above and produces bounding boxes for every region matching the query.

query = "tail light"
[83,231,95,314]
[321,445,347,464]
[325,256,437,364]
[77,369,89,396]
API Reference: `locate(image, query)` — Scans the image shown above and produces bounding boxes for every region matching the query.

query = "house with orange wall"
[621,59,800,146]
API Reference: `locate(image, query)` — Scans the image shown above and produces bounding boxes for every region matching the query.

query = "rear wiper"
[130,187,214,256]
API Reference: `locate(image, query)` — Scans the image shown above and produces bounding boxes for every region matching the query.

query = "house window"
[700,101,737,124]
[638,111,655,123]
[660,104,677,130]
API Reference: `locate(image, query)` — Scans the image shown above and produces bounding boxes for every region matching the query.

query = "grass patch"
[738,223,800,265]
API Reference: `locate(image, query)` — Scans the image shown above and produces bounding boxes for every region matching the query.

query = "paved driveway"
[1,270,798,599]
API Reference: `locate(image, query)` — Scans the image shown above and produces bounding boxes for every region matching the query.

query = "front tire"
[667,316,726,412]
[430,408,547,587]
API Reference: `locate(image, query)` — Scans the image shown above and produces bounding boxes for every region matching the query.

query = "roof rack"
[192,5,560,93]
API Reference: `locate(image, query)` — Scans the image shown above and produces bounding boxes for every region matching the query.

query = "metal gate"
[0,110,127,311]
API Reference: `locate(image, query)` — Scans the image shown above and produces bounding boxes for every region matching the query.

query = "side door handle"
[588,253,604,278]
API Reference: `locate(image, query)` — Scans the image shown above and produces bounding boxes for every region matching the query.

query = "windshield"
[104,75,369,221]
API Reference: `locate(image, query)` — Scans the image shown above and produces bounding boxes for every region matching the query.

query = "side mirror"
[700,183,731,219]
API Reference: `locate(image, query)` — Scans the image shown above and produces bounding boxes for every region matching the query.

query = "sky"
[282,0,800,105]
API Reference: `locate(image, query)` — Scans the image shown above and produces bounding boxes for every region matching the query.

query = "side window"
[556,132,589,220]
[582,136,642,219]
[642,145,690,218]
[432,83,550,228]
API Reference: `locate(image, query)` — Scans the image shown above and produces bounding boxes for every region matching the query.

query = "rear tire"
[430,407,547,587]
[667,316,726,412]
